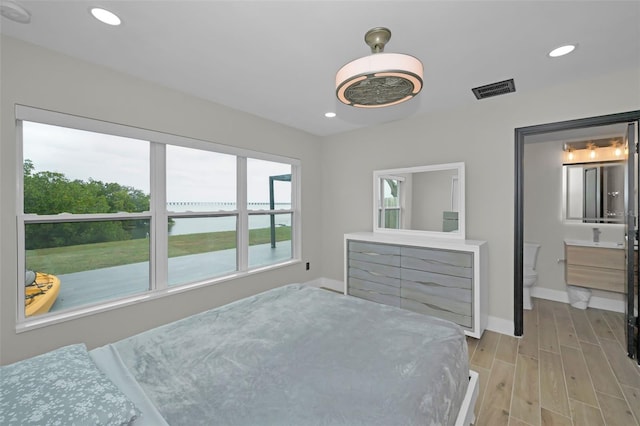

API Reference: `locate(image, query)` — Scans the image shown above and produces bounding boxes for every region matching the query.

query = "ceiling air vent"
[472,79,516,100]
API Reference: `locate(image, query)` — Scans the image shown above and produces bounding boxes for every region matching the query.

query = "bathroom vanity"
[344,232,488,338]
[564,240,627,293]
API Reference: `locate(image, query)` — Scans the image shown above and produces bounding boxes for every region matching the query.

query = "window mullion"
[151,142,168,290]
[292,163,302,261]
[237,157,248,272]
[16,119,26,322]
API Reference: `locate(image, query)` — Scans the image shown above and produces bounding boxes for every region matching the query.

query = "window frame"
[15,105,301,331]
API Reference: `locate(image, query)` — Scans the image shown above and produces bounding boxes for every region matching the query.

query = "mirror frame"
[561,161,626,225]
[373,162,465,239]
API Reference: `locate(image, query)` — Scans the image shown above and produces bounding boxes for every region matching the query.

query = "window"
[246,159,293,268]
[17,106,300,326]
[166,146,238,286]
[378,176,404,229]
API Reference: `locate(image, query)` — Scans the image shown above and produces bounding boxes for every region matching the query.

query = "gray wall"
[320,66,640,324]
[0,36,323,364]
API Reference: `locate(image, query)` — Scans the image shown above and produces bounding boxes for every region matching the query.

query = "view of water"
[168,202,292,236]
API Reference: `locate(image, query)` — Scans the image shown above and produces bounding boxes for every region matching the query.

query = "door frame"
[513,110,640,337]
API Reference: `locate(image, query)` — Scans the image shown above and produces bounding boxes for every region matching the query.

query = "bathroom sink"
[564,239,625,249]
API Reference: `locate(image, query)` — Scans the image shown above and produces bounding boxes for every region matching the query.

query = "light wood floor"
[467,297,640,426]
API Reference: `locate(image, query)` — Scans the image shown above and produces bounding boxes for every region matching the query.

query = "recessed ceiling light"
[90,7,121,26]
[548,44,576,58]
[324,112,336,118]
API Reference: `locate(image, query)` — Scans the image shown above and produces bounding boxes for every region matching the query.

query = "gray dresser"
[345,232,487,338]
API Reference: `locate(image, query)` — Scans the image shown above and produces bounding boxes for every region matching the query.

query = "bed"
[1,284,478,425]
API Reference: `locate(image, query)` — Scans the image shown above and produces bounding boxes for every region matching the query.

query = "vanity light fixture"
[564,138,626,164]
[90,7,121,26]
[336,27,423,108]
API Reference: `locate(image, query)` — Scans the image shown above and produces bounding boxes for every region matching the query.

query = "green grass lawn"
[26,227,291,274]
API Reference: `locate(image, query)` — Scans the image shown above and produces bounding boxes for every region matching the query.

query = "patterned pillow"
[0,343,139,425]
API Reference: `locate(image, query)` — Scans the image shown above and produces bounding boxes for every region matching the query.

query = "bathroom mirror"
[373,162,465,239]
[563,161,625,223]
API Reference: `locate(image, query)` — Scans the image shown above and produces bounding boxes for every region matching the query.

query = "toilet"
[523,242,541,310]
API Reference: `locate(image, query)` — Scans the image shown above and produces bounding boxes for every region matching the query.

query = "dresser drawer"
[401,267,472,292]
[348,272,401,307]
[400,296,472,328]
[348,258,401,286]
[348,241,401,267]
[401,246,473,278]
[348,287,401,307]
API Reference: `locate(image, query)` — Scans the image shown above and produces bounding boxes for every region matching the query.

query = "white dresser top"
[345,232,486,250]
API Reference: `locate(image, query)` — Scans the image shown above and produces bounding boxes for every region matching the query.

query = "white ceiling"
[1,1,639,137]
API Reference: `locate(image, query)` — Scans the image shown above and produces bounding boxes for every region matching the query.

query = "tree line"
[24,160,151,250]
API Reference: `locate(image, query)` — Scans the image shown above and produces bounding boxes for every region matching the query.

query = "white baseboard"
[304,277,344,293]
[486,316,515,336]
[531,286,625,313]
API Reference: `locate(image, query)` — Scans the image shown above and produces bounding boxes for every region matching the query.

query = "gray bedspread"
[112,284,469,426]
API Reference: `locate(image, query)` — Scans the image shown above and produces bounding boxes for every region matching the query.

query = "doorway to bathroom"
[514,110,640,363]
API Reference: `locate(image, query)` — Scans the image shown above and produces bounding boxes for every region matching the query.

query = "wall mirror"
[373,162,465,239]
[563,161,626,223]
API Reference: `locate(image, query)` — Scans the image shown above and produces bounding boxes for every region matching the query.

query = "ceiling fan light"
[336,28,423,108]
[336,53,423,108]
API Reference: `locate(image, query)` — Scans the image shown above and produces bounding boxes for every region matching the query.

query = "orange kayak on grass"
[25,272,60,317]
